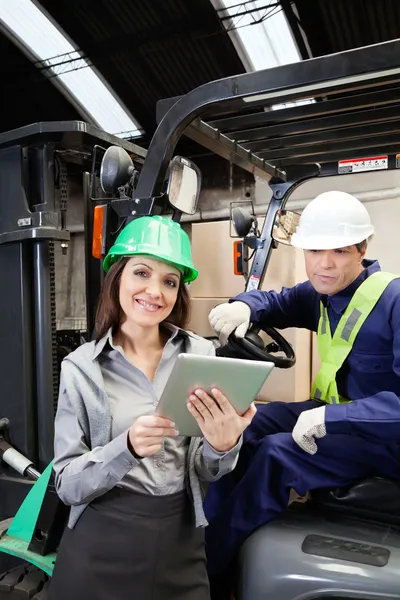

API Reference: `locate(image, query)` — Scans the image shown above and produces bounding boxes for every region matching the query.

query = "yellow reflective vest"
[312,271,399,404]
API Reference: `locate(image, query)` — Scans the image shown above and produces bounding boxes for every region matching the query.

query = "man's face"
[304,245,366,295]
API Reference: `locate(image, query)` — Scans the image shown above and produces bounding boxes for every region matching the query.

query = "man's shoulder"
[290,279,321,300]
[381,273,400,304]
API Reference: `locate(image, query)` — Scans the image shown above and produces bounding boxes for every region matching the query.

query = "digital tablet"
[155,353,274,437]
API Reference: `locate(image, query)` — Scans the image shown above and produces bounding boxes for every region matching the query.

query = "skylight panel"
[0,0,141,139]
[214,1,315,110]
[218,0,301,71]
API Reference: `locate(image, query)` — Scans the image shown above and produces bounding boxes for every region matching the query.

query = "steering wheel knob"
[244,330,265,349]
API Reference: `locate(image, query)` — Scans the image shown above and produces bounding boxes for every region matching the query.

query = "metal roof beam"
[276,147,400,167]
[256,130,400,161]
[227,102,400,142]
[185,119,282,180]
[207,85,400,131]
[243,116,400,151]
[279,0,312,60]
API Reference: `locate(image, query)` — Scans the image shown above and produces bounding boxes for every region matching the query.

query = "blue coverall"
[205,259,400,578]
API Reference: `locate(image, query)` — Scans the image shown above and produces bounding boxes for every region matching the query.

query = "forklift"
[2,38,400,599]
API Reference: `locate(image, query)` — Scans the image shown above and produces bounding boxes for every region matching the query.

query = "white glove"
[292,406,326,455]
[208,301,251,345]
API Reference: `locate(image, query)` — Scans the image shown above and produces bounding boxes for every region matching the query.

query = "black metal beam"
[275,147,400,167]
[246,165,320,291]
[228,103,400,143]
[0,122,147,159]
[256,129,400,161]
[156,96,182,125]
[33,240,56,470]
[184,119,283,180]
[83,172,103,339]
[243,117,400,152]
[207,85,400,132]
[279,0,311,60]
[219,2,280,20]
[134,39,400,207]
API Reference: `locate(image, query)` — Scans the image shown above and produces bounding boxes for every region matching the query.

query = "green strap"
[0,462,56,576]
[312,271,399,404]
[7,461,54,542]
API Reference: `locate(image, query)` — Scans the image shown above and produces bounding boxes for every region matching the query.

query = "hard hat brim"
[291,229,374,250]
[103,251,198,283]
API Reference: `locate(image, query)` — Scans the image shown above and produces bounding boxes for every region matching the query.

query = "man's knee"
[260,431,293,451]
[256,432,309,470]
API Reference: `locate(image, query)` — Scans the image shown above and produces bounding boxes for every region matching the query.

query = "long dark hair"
[95,257,191,341]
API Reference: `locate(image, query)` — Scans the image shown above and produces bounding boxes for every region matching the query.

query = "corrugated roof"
[295,0,400,57]
[2,0,400,144]
[0,31,80,133]
[38,0,246,138]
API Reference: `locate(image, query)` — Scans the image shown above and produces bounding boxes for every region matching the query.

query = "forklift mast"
[0,123,146,538]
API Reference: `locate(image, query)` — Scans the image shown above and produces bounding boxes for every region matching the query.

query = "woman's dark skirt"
[48,488,210,600]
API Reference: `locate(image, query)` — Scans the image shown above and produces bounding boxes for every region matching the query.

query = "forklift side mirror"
[100,146,135,193]
[271,209,301,245]
[166,156,201,215]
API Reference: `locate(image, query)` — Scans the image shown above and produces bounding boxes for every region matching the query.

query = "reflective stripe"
[321,306,327,335]
[314,389,322,400]
[331,396,338,404]
[341,308,362,342]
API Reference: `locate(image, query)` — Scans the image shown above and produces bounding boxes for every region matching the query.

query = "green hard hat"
[103,215,198,283]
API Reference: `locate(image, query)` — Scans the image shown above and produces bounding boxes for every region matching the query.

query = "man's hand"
[209,301,251,345]
[292,406,326,454]
[187,388,257,452]
[128,415,179,458]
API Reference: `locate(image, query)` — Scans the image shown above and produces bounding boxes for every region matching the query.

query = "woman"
[49,215,256,600]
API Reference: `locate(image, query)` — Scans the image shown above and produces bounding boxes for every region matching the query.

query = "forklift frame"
[135,38,400,292]
[2,38,400,581]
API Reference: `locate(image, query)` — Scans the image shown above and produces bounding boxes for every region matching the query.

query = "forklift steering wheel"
[221,325,296,369]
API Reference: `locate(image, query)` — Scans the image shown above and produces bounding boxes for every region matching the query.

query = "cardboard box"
[187,297,230,338]
[189,220,246,298]
[190,219,307,298]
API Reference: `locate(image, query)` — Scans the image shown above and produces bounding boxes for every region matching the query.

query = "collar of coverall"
[323,259,380,314]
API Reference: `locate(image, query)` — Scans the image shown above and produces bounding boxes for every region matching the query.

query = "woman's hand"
[187,388,257,452]
[128,416,179,458]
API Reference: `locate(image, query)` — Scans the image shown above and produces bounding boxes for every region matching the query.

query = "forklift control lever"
[0,435,40,480]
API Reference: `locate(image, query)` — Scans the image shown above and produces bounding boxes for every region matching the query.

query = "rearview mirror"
[166,156,201,215]
[272,210,301,245]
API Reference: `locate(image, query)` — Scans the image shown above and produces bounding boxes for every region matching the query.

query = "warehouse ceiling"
[0,0,400,147]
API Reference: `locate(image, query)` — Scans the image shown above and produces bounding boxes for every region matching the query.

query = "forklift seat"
[310,477,400,525]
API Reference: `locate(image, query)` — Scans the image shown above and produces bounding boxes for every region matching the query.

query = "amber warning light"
[233,241,248,277]
[92,204,107,259]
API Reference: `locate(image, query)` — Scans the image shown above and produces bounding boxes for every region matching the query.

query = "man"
[204,190,400,592]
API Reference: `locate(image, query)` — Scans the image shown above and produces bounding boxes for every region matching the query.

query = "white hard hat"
[290,191,374,250]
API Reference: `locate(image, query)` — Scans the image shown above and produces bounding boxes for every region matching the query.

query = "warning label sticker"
[246,275,260,292]
[338,156,388,174]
